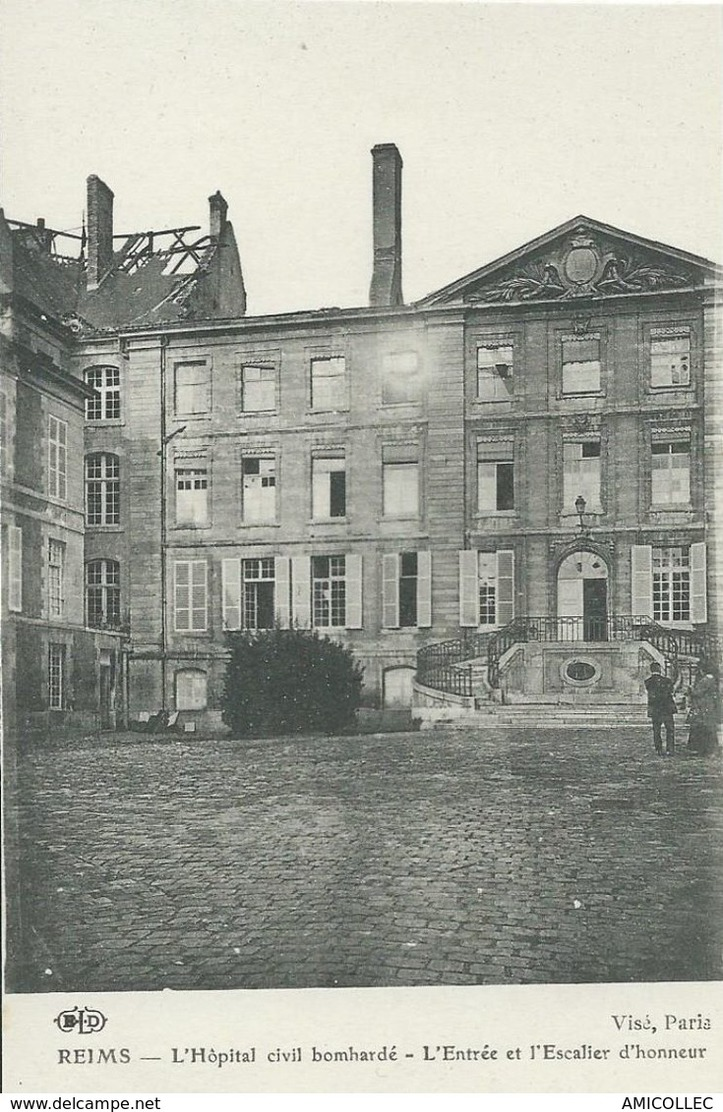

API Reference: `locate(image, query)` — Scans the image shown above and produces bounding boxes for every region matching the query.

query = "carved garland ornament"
[468,227,695,304]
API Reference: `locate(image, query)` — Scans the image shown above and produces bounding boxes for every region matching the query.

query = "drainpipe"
[159,335,169,711]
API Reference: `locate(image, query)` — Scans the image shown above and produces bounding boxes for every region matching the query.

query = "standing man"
[644,661,677,757]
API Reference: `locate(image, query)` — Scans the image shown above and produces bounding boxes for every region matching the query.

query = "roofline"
[416,214,721,307]
[66,281,719,346]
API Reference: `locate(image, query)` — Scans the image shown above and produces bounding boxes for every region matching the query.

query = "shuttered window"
[382,551,432,629]
[459,550,514,628]
[174,560,207,632]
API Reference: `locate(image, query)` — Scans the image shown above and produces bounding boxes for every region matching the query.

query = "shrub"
[222,627,365,738]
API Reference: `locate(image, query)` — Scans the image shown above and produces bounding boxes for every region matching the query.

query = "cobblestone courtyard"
[7,726,723,991]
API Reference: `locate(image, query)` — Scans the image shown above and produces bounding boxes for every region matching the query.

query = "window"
[48,643,65,709]
[240,365,276,412]
[382,462,419,518]
[312,455,346,519]
[477,444,514,513]
[86,453,120,525]
[312,555,347,627]
[175,362,210,415]
[310,356,345,410]
[176,669,207,711]
[0,390,7,473]
[563,441,601,512]
[382,552,432,629]
[653,546,690,623]
[651,439,690,505]
[382,351,419,405]
[174,560,207,632]
[562,335,601,394]
[222,556,289,630]
[86,559,121,628]
[48,416,67,500]
[47,539,65,619]
[399,552,418,627]
[242,456,276,522]
[8,524,22,612]
[243,558,276,629]
[477,344,513,401]
[459,549,515,628]
[650,331,691,388]
[85,366,120,420]
[176,468,208,526]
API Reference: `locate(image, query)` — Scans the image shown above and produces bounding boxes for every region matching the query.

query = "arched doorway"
[557,550,609,641]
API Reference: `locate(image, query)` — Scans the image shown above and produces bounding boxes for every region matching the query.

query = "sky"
[1,1,721,315]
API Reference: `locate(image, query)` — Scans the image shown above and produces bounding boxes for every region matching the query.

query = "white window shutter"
[459,550,479,627]
[382,553,400,628]
[274,556,290,628]
[345,553,363,629]
[631,544,653,618]
[690,542,707,625]
[417,551,432,627]
[496,549,515,626]
[291,556,311,628]
[221,558,241,630]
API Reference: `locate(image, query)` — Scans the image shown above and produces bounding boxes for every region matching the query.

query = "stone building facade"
[0,213,125,739]
[3,144,720,730]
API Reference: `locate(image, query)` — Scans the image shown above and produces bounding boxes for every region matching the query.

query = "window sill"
[309,517,348,525]
[87,523,123,531]
[649,503,693,511]
[381,515,420,523]
[475,509,518,518]
[173,413,211,422]
[558,391,605,401]
[379,400,422,410]
[237,410,278,418]
[238,520,280,528]
[471,397,514,405]
[171,523,213,531]
[307,409,350,417]
[86,418,125,428]
[560,508,604,517]
[647,385,692,394]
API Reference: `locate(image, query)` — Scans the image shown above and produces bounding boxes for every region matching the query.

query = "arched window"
[85,366,120,421]
[86,559,121,628]
[86,453,120,525]
[176,669,207,711]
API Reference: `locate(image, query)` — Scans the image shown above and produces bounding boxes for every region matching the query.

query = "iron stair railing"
[416,616,718,697]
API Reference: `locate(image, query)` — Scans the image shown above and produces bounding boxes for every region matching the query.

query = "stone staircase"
[468,702,651,730]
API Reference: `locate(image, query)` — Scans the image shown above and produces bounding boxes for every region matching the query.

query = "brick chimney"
[369,143,403,307]
[209,191,228,240]
[86,175,114,289]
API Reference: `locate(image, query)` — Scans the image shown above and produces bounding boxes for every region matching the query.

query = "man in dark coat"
[644,662,677,757]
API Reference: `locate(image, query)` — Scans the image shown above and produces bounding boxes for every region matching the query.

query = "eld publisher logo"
[54,1006,107,1034]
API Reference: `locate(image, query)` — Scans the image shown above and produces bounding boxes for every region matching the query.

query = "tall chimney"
[369,143,403,307]
[209,191,228,240]
[86,175,114,289]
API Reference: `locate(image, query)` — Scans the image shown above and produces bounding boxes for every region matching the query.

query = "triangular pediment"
[417,216,719,308]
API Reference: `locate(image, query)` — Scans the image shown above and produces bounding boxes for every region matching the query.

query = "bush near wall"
[222,627,364,738]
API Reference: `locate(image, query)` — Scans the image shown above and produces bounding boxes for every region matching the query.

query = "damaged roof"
[8,218,246,334]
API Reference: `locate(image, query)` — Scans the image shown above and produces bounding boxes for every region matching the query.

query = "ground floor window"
[459,549,515,628]
[243,557,275,629]
[312,555,346,627]
[176,669,207,710]
[87,559,121,628]
[652,546,690,622]
[48,643,66,709]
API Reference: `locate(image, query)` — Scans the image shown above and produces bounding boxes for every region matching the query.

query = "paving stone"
[7,726,723,990]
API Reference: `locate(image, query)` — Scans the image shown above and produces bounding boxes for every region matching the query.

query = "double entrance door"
[557,551,608,641]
